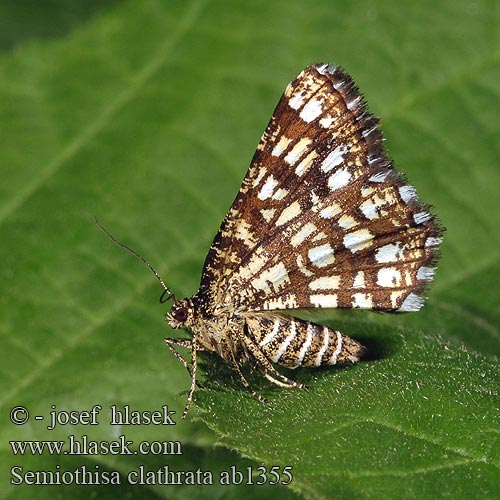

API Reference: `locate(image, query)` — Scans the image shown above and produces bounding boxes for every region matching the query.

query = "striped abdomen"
[245,313,365,369]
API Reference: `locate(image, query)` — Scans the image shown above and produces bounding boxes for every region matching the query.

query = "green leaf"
[0,0,498,499]
[196,326,500,499]
[0,0,122,51]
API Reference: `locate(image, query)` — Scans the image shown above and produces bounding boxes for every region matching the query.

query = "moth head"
[166,299,194,329]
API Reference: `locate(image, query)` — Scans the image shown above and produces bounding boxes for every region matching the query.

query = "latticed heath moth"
[97,63,443,418]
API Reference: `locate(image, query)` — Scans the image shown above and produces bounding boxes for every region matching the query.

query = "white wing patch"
[300,98,324,123]
[308,244,335,267]
[343,229,374,252]
[258,175,278,200]
[375,243,404,263]
[328,168,351,190]
[309,276,340,290]
[251,262,290,293]
[321,145,347,173]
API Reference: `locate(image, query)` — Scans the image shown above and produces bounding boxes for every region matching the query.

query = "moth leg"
[223,339,267,403]
[164,337,205,378]
[164,338,193,375]
[182,334,199,419]
[164,338,194,349]
[262,371,299,388]
[239,324,305,389]
[257,356,304,389]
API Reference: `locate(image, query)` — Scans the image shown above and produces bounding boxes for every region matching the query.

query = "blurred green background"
[1,1,499,499]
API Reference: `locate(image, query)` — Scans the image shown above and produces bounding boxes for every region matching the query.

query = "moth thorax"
[166,298,194,329]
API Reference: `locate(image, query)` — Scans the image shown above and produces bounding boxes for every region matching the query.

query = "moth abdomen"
[246,314,365,369]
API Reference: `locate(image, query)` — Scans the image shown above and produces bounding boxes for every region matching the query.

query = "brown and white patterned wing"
[199,64,443,314]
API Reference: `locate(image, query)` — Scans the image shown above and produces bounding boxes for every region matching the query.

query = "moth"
[97,63,443,418]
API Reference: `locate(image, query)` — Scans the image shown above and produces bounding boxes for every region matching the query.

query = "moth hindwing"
[159,63,443,417]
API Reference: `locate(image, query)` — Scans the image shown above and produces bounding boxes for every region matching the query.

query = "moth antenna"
[93,216,173,299]
[160,288,176,304]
